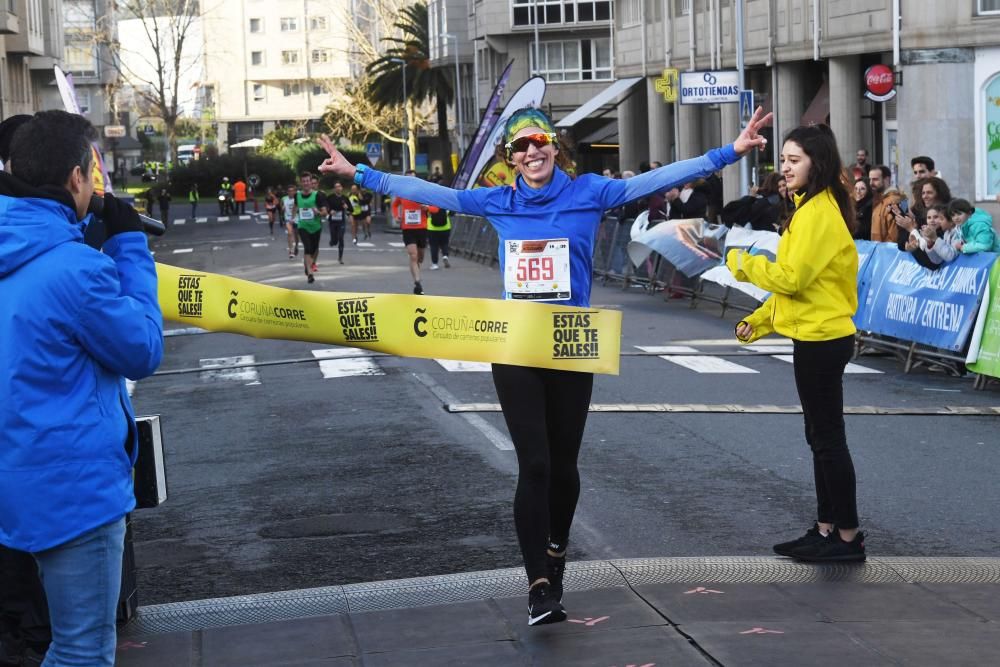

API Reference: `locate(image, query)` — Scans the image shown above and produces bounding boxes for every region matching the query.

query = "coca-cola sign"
[864,64,896,102]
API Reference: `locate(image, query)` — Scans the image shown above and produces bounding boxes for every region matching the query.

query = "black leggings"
[428,229,451,264]
[329,219,345,259]
[792,335,859,529]
[491,363,593,584]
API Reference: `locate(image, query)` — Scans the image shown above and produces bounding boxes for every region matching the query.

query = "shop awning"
[578,120,618,146]
[801,80,830,126]
[555,77,643,128]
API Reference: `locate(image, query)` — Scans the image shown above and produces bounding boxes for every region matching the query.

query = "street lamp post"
[441,33,464,160]
[389,57,409,174]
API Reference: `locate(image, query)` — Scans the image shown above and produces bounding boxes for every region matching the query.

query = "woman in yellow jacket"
[726,124,865,562]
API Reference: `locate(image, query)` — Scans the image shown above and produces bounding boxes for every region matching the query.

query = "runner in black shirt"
[325,181,351,264]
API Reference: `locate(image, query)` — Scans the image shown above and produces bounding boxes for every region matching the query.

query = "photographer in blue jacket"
[0,110,163,666]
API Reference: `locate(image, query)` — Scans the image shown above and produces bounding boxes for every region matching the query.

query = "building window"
[64,41,98,78]
[280,17,298,32]
[249,17,262,33]
[76,88,92,114]
[511,0,611,27]
[619,0,641,27]
[529,38,611,81]
[281,50,300,65]
[984,75,1000,194]
[283,82,302,96]
[309,16,327,30]
[313,84,324,96]
[250,51,264,66]
[252,83,265,101]
[980,0,1000,13]
[311,49,331,64]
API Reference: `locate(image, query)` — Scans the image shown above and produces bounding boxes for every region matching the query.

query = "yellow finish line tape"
[156,263,622,375]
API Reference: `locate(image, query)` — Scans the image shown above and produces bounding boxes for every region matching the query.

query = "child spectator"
[947,198,999,254]
[916,204,960,265]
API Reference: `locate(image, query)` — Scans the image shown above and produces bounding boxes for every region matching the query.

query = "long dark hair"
[782,124,855,234]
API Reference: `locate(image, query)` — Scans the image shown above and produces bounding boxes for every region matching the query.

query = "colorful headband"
[503,107,557,144]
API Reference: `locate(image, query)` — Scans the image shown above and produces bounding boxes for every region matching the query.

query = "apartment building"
[429,0,618,172]
[0,0,65,119]
[612,0,1000,206]
[202,0,351,149]
[440,1,1000,207]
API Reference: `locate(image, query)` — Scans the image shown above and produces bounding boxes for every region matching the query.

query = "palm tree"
[367,2,454,176]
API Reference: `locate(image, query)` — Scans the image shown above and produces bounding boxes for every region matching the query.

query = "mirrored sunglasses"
[505,132,558,158]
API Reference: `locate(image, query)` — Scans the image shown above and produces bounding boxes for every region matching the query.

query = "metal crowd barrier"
[447,213,994,389]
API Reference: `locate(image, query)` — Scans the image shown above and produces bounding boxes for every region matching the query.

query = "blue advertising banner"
[858,245,995,351]
[852,240,883,326]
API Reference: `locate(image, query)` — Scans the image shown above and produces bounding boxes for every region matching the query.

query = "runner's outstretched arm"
[317,135,490,216]
[593,107,772,210]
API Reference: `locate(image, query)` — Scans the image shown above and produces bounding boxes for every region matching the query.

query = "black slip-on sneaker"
[793,531,866,563]
[773,524,828,557]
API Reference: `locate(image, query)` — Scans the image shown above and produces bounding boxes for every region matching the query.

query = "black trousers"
[491,364,593,584]
[428,229,451,264]
[0,545,50,652]
[328,219,345,259]
[792,335,859,529]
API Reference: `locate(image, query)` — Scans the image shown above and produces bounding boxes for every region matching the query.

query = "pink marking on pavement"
[684,586,724,595]
[568,615,610,626]
[739,627,785,635]
[117,641,148,650]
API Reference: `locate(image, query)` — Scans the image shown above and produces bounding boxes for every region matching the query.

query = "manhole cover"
[259,513,411,539]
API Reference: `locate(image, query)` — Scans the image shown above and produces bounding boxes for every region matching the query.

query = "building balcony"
[0,7,17,35]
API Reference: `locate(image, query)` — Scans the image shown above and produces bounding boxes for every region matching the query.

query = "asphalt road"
[130,212,1000,606]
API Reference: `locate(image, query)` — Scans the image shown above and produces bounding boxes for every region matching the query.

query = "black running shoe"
[413,281,424,295]
[527,582,566,626]
[793,531,866,563]
[307,274,315,284]
[773,524,828,557]
[547,553,567,602]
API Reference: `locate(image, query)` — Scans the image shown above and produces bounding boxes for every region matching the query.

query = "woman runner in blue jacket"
[319,106,771,626]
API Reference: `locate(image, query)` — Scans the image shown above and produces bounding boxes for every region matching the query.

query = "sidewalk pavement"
[115,556,1000,666]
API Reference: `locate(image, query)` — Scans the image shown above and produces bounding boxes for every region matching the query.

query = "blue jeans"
[33,518,126,667]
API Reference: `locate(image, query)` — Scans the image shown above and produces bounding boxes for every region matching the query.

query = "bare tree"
[327,0,432,162]
[107,0,201,164]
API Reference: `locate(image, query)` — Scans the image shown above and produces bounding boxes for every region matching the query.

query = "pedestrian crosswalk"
[129,339,885,401]
[635,342,882,375]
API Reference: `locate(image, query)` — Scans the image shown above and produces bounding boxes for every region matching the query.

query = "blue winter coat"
[960,208,999,254]
[0,185,163,552]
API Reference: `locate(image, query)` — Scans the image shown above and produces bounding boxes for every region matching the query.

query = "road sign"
[740,89,754,125]
[248,173,260,188]
[365,142,382,166]
[104,124,126,138]
[654,68,679,103]
[143,124,154,135]
[679,70,740,104]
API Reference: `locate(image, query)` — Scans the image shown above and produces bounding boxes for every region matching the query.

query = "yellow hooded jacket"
[725,188,857,343]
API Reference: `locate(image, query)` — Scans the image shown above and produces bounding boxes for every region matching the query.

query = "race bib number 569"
[504,239,571,301]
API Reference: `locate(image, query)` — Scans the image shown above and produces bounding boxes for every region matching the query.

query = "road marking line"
[413,374,513,450]
[388,242,405,248]
[665,338,794,346]
[173,219,185,225]
[739,345,794,354]
[436,359,492,372]
[770,355,883,374]
[311,348,383,378]
[357,242,375,247]
[239,215,252,220]
[446,403,1000,415]
[635,345,699,354]
[195,217,208,223]
[198,355,260,383]
[164,327,207,337]
[250,242,269,248]
[172,248,194,254]
[659,355,759,373]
